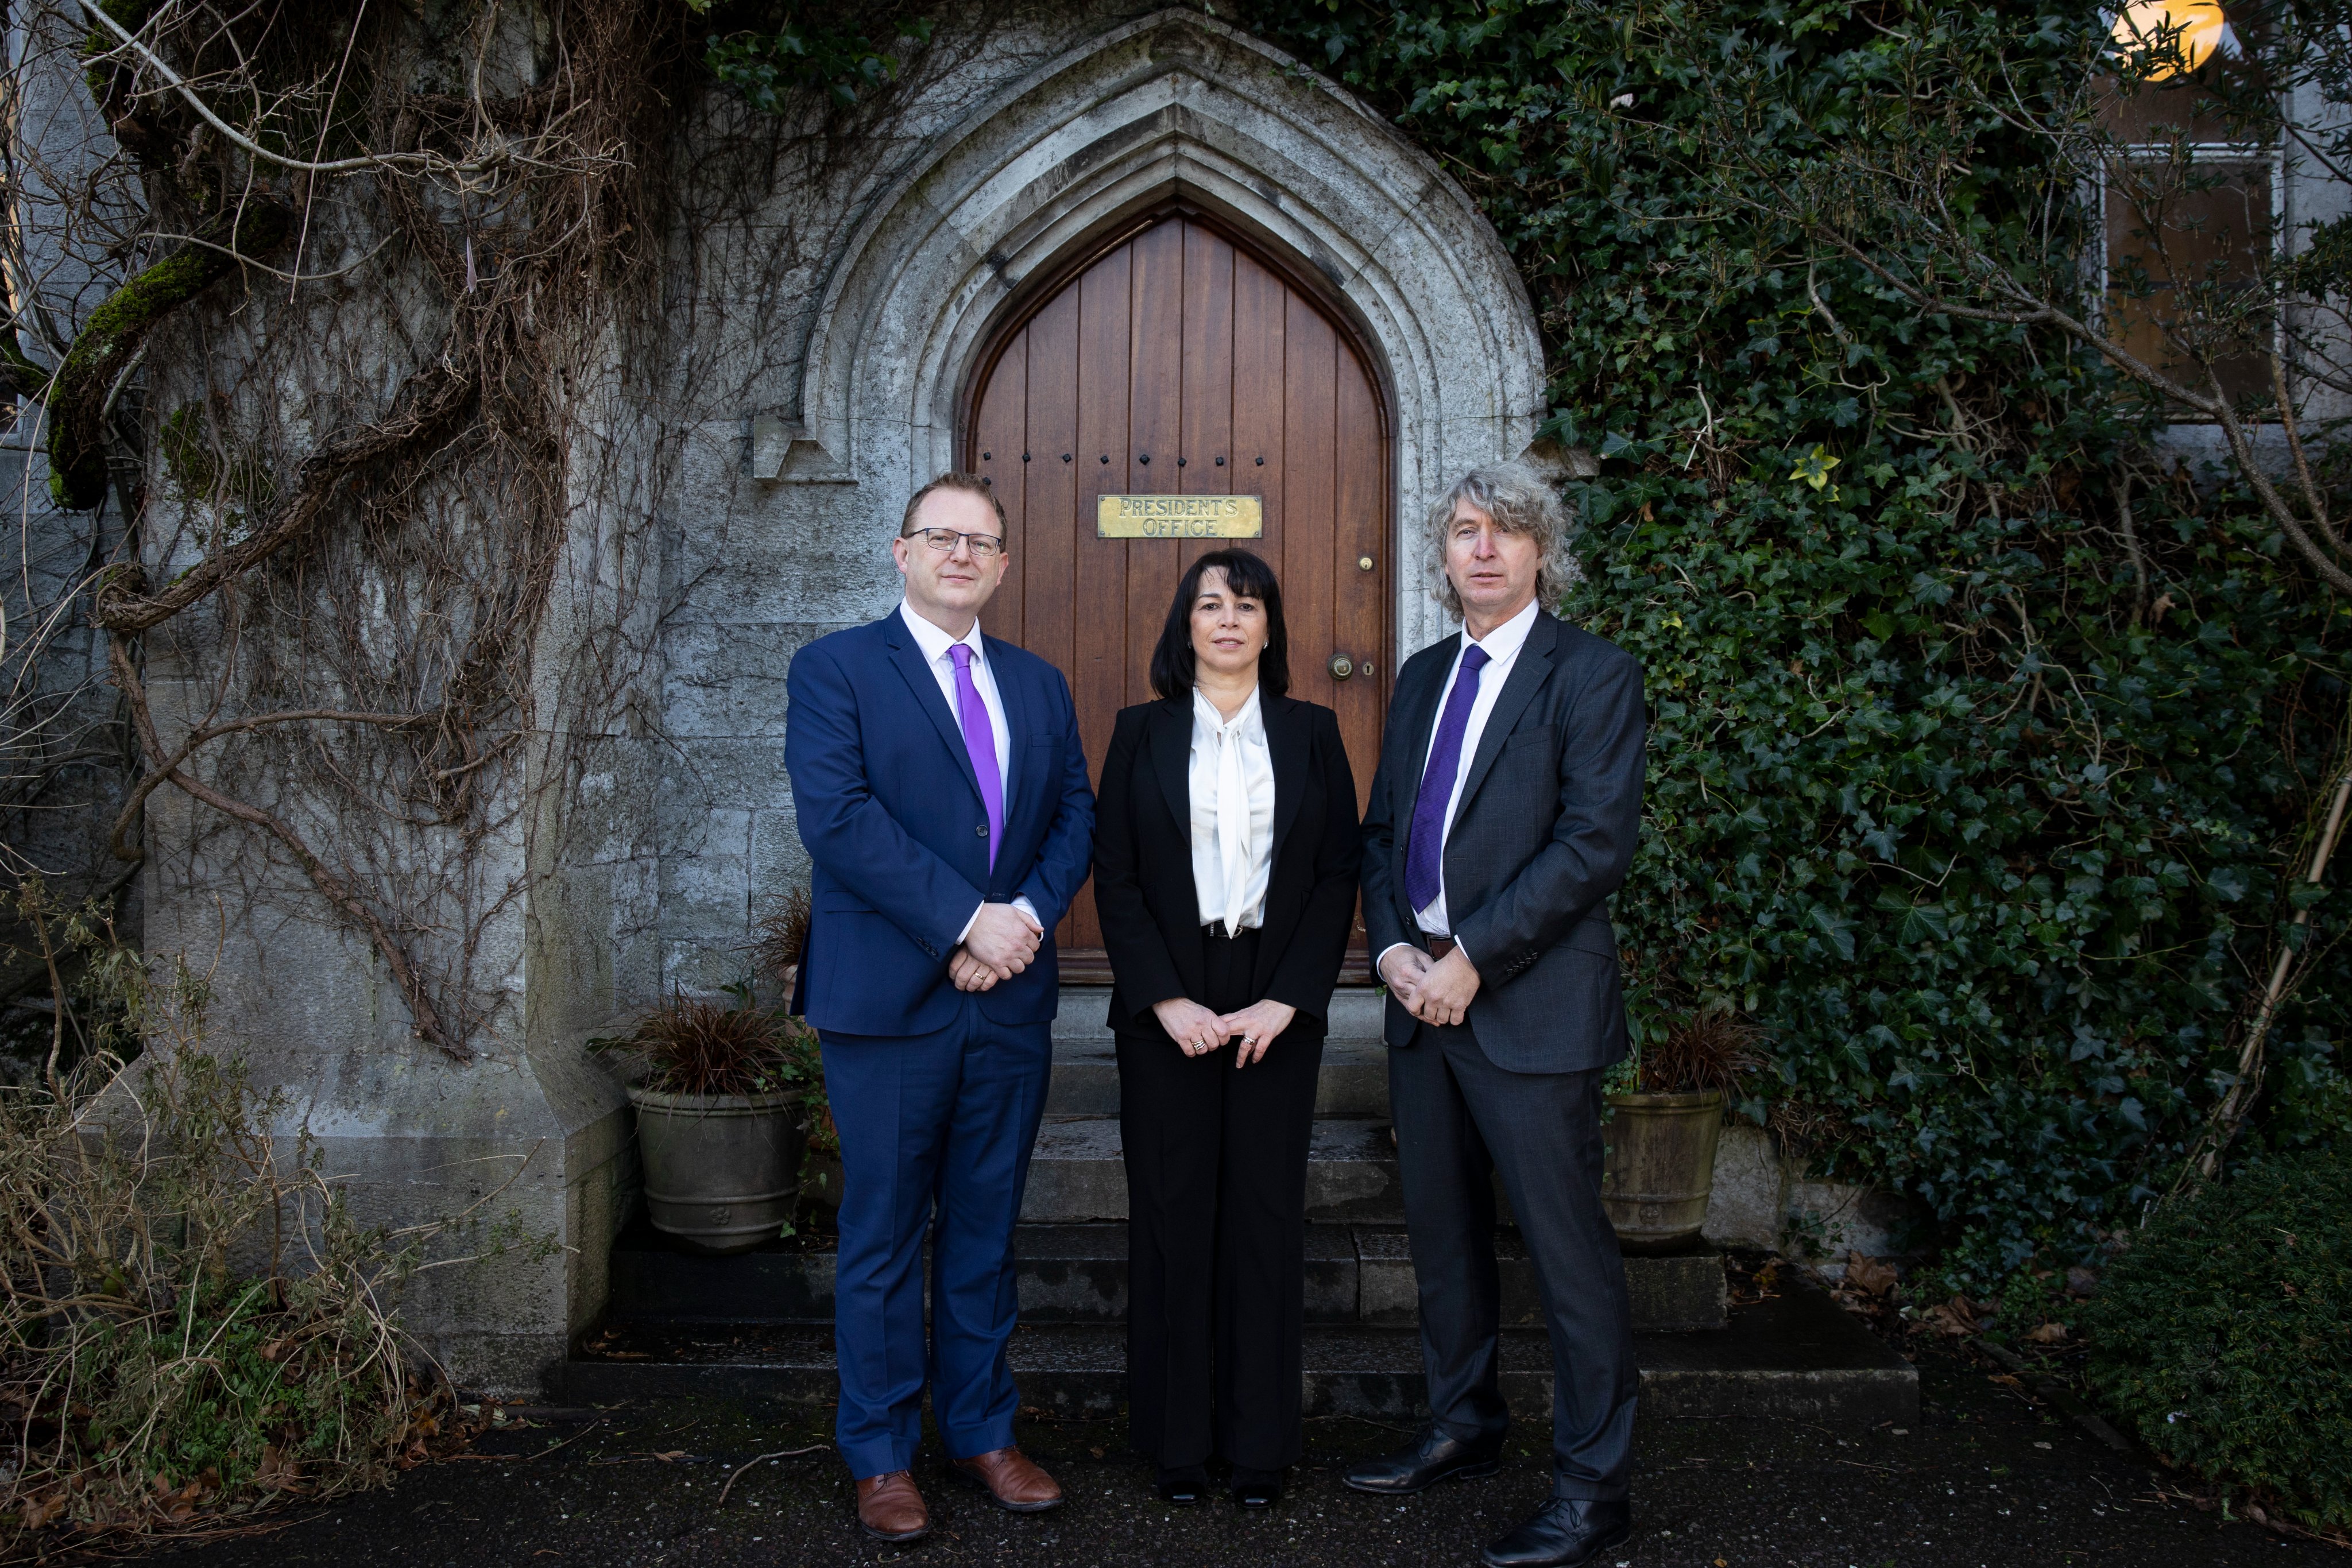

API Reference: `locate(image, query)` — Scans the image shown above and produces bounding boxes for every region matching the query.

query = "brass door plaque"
[1096,494,1264,539]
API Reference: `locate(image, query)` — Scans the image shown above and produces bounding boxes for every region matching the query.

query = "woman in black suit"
[1093,547,1362,1508]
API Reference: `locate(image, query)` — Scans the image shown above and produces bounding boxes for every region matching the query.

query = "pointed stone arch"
[793,7,1546,653]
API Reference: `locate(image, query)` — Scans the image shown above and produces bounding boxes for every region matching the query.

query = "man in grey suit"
[1344,462,1646,1568]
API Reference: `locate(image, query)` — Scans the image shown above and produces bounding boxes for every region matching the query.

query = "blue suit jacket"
[786,612,1096,1036]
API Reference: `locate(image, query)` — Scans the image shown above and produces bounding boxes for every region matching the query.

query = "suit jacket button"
[975,823,988,837]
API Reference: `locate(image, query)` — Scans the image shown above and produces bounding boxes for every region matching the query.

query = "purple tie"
[1405,642,1491,916]
[949,644,1004,872]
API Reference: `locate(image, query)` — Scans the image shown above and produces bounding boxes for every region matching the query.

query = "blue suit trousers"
[821,998,1053,1477]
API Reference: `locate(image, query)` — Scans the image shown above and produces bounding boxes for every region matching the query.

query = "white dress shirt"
[1377,596,1542,976]
[897,601,1037,943]
[1187,687,1276,931]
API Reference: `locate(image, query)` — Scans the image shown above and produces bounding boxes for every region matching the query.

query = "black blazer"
[1094,694,1363,1035]
[1361,610,1646,1071]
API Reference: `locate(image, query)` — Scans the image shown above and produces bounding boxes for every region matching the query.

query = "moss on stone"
[159,402,277,509]
[47,202,292,511]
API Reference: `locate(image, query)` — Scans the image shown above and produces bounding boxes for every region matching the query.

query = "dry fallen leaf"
[256,1443,307,1493]
[157,1478,206,1524]
[1845,1253,1898,1297]
[2028,1321,2068,1344]
[20,1490,68,1531]
[1922,1302,1975,1337]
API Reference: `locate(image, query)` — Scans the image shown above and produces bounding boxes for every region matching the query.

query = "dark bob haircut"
[1148,547,1291,702]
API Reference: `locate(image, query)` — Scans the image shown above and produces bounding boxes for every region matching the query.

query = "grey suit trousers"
[1387,1019,1637,1500]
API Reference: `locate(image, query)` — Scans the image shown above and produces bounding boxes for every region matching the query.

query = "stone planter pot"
[626,1086,804,1255]
[1601,1089,1724,1253]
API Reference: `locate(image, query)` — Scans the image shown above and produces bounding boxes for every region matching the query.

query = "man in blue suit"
[787,472,1095,1543]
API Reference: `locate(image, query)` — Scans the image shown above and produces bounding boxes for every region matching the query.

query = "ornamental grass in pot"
[594,983,817,1255]
[1601,1004,1762,1253]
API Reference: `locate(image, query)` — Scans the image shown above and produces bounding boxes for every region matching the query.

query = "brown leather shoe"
[854,1470,929,1542]
[950,1446,1064,1512]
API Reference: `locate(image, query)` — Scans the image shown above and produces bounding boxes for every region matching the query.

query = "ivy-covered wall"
[1233,0,2351,1287]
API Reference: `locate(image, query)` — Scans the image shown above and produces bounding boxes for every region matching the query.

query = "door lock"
[1329,654,1355,680]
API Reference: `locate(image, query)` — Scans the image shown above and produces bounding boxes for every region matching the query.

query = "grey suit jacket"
[1360,609,1646,1071]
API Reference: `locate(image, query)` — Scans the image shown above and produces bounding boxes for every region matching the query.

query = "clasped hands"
[949,901,1043,992]
[1377,944,1481,1028]
[1150,996,1297,1068]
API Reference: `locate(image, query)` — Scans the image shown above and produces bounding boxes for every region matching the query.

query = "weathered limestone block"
[1702,1123,1788,1250]
[1703,1122,1929,1264]
[117,881,633,1391]
[1782,1176,1925,1264]
[241,1040,630,1393]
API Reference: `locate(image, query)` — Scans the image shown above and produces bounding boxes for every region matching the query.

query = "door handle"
[1329,653,1355,680]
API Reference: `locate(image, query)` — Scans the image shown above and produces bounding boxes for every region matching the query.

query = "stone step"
[563,1273,1916,1426]
[1021,1115,1403,1222]
[605,1217,1728,1333]
[1046,987,1391,1118]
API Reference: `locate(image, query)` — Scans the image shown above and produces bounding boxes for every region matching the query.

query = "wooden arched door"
[965,209,1390,976]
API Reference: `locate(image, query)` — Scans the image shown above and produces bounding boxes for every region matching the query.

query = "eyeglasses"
[907,526,1006,559]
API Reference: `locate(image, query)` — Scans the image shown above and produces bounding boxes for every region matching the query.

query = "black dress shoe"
[1228,1466,1284,1506]
[1481,1497,1631,1567]
[1154,1464,1208,1505]
[1340,1427,1503,1495]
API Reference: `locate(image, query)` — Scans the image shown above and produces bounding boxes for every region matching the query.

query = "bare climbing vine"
[1,0,969,1059]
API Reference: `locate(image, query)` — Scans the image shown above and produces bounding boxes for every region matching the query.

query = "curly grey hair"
[1423,461,1577,620]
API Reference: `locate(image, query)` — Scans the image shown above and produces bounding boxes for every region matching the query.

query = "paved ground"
[155,1339,2329,1568]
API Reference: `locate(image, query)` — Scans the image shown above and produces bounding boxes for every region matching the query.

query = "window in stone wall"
[2101,153,2277,404]
[2094,63,2281,410]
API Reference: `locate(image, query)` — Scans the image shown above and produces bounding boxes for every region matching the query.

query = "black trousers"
[1388,1019,1637,1500]
[1115,927,1324,1472]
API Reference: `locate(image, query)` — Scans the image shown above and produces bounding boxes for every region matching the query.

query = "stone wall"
[1,6,141,1071]
[1703,1125,1928,1267]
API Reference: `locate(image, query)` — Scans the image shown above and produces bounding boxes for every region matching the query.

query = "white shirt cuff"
[1376,938,1470,980]
[959,897,1045,948]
